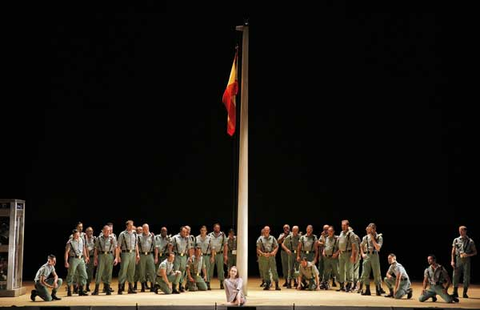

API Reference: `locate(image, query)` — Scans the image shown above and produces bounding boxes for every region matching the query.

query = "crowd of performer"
[30,220,476,305]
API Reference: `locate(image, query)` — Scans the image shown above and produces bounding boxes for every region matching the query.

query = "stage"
[0,278,479,309]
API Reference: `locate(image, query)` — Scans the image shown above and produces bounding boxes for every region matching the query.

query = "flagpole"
[235,23,249,296]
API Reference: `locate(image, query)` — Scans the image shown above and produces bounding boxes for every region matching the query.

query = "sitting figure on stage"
[186,247,208,291]
[419,255,459,303]
[297,257,320,291]
[384,253,412,299]
[224,266,246,306]
[155,253,182,294]
[31,254,63,302]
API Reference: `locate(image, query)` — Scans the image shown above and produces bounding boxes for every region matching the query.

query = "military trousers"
[259,255,279,282]
[34,278,63,301]
[156,272,181,294]
[67,257,87,286]
[338,251,353,284]
[419,284,453,303]
[453,256,471,289]
[118,251,136,284]
[384,276,411,299]
[95,253,114,285]
[138,253,156,283]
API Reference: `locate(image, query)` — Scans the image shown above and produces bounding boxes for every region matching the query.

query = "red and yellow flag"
[222,51,238,136]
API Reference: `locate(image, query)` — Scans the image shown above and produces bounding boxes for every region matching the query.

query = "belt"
[122,250,135,253]
[325,254,334,258]
[140,252,152,255]
[174,252,186,256]
[100,251,113,254]
[302,250,313,254]
[203,253,211,256]
[70,254,83,259]
[367,251,378,255]
[341,250,352,253]
[215,251,223,254]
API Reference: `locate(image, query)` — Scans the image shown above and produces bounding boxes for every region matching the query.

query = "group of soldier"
[30,220,476,305]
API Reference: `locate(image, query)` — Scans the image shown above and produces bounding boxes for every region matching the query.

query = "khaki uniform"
[34,263,63,301]
[284,233,301,280]
[337,229,357,284]
[384,262,411,299]
[208,231,227,281]
[323,235,339,286]
[154,234,170,270]
[419,264,453,303]
[156,258,181,294]
[452,235,476,290]
[95,234,117,285]
[360,233,383,286]
[186,255,207,291]
[85,235,96,288]
[299,234,317,262]
[227,236,237,270]
[137,232,156,284]
[196,234,212,282]
[170,234,189,284]
[299,261,319,290]
[117,230,137,285]
[66,238,88,286]
[257,235,279,282]
[278,232,289,280]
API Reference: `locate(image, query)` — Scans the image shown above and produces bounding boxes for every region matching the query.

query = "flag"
[222,51,238,136]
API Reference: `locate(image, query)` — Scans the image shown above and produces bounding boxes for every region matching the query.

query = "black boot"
[293,279,298,288]
[179,284,185,292]
[79,285,88,296]
[128,283,137,294]
[150,282,156,292]
[92,284,100,295]
[336,282,345,292]
[463,288,469,298]
[118,283,123,295]
[287,279,292,289]
[377,284,386,294]
[133,281,138,291]
[67,285,72,297]
[275,281,281,290]
[73,284,78,294]
[384,288,393,298]
[172,284,180,294]
[51,291,61,300]
[141,282,146,292]
[220,281,224,290]
[30,290,37,301]
[260,280,265,287]
[452,287,459,298]
[86,283,90,292]
[431,295,437,302]
[357,282,363,294]
[375,285,382,296]
[345,282,352,292]
[206,282,211,290]
[145,282,150,289]
[283,279,288,287]
[105,284,112,295]
[263,281,271,290]
[332,278,337,287]
[361,285,371,295]
[407,288,413,299]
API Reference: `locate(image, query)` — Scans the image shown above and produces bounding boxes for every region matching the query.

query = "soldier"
[419,255,459,303]
[31,254,63,302]
[92,225,117,295]
[103,222,116,294]
[133,225,142,291]
[116,220,139,294]
[257,226,281,290]
[170,226,189,292]
[155,253,182,294]
[336,220,358,292]
[360,223,385,296]
[154,227,171,271]
[185,225,196,258]
[451,225,477,298]
[297,225,318,264]
[277,224,290,287]
[282,225,301,288]
[227,229,238,271]
[84,227,96,292]
[297,258,320,291]
[196,225,212,290]
[186,247,208,291]
[209,223,228,289]
[384,253,412,299]
[351,227,362,291]
[64,229,89,296]
[70,222,86,294]
[257,228,268,288]
[317,225,329,284]
[321,226,339,290]
[137,223,156,292]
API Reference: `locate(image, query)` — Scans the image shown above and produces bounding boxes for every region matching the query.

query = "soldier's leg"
[419,287,436,302]
[208,255,216,282]
[372,254,382,286]
[67,258,81,285]
[281,250,289,281]
[106,254,114,285]
[138,255,147,284]
[34,281,52,301]
[353,258,360,284]
[215,254,225,281]
[361,256,372,286]
[126,253,136,284]
[86,258,95,289]
[317,255,324,283]
[195,275,208,291]
[203,254,212,283]
[323,258,333,286]
[146,255,156,284]
[338,253,347,284]
[452,257,461,288]
[331,259,339,283]
[384,277,395,290]
[433,285,453,303]
[77,260,88,286]
[118,253,129,285]
[158,279,172,294]
[394,280,409,299]
[95,256,106,286]
[259,256,269,282]
[463,258,471,291]
[268,256,280,282]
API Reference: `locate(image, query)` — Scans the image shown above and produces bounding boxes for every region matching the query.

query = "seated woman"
[224,266,246,306]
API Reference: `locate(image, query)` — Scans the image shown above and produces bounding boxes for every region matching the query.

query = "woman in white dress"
[224,266,246,306]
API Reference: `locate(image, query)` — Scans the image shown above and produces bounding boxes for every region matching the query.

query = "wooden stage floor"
[1,278,479,308]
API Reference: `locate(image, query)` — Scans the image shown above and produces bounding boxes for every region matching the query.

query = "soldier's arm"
[224,242,228,260]
[272,243,279,256]
[64,244,70,268]
[186,265,194,281]
[422,276,428,292]
[52,270,59,286]
[94,247,98,266]
[296,242,302,260]
[281,241,290,253]
[443,268,451,290]
[39,275,53,289]
[256,246,264,256]
[160,268,170,285]
[351,238,357,258]
[451,244,456,267]
[371,235,381,251]
[394,270,401,293]
[471,243,477,257]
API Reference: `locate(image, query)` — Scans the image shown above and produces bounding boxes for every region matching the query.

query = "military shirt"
[227,236,237,254]
[138,232,155,253]
[85,235,96,256]
[34,262,55,282]
[387,262,409,281]
[299,234,317,252]
[299,261,319,279]
[187,235,196,250]
[118,230,137,251]
[96,234,117,253]
[284,233,300,253]
[324,235,339,256]
[155,235,171,255]
[338,229,357,252]
[187,255,204,275]
[170,234,189,255]
[361,233,383,253]
[257,235,278,253]
[66,238,85,257]
[424,264,449,286]
[158,259,175,276]
[452,236,476,256]
[209,232,227,253]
